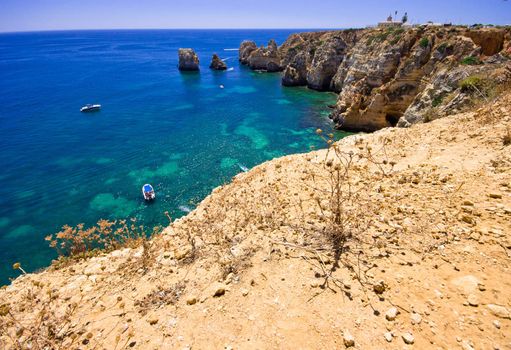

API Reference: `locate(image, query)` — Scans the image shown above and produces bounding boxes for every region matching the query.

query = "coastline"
[2,90,510,348]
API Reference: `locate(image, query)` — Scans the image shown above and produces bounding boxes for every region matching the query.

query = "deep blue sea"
[0,29,344,285]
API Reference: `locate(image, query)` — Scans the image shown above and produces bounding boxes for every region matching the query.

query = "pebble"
[186,297,197,305]
[210,283,227,297]
[410,312,422,325]
[487,304,510,319]
[385,307,399,321]
[343,330,355,347]
[402,332,415,345]
[384,332,393,342]
[467,294,479,307]
[493,320,501,329]
[373,280,386,294]
[489,193,502,199]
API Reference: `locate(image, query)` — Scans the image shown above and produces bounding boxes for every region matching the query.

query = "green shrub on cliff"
[437,43,448,54]
[459,76,484,93]
[419,37,430,48]
[461,56,481,65]
[432,95,444,107]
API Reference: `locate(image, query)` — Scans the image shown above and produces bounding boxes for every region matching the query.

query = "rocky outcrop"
[241,26,511,132]
[306,36,349,91]
[210,54,227,70]
[239,40,257,64]
[464,28,506,56]
[246,39,282,72]
[178,48,199,71]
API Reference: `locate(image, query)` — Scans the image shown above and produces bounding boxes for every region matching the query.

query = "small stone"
[463,200,474,206]
[461,340,475,350]
[493,320,501,329]
[461,215,475,225]
[343,330,355,348]
[373,280,386,294]
[213,286,226,297]
[487,304,510,319]
[489,193,502,199]
[402,332,414,345]
[186,297,197,305]
[467,294,479,307]
[148,317,159,325]
[384,332,393,342]
[410,313,422,325]
[241,288,249,296]
[385,307,399,321]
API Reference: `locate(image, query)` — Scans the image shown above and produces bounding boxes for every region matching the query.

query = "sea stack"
[238,40,257,64]
[239,39,282,72]
[210,54,227,70]
[178,48,200,71]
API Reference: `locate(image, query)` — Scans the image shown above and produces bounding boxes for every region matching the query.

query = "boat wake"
[178,205,192,213]
[223,48,239,51]
[226,67,234,72]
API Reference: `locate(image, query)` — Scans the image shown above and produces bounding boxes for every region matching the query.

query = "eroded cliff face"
[240,26,511,132]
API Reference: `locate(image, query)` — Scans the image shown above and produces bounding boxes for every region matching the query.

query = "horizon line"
[0,27,349,35]
[1,22,508,35]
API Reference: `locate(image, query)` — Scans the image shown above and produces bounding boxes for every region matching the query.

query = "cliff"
[1,90,510,349]
[240,26,511,132]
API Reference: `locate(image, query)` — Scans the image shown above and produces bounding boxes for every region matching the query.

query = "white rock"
[402,332,414,345]
[385,307,399,321]
[343,330,355,347]
[487,304,510,319]
[410,313,422,325]
[451,275,480,295]
[384,332,393,342]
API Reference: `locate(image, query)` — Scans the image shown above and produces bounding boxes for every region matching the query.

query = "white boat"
[80,104,101,112]
[142,184,155,201]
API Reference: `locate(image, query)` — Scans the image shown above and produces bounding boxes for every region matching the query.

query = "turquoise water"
[0,30,344,284]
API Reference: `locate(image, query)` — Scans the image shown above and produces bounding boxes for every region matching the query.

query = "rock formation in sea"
[246,39,282,72]
[239,40,257,64]
[210,54,227,70]
[178,48,200,71]
[240,27,511,132]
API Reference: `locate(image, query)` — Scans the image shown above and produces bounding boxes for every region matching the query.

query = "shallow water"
[0,29,347,284]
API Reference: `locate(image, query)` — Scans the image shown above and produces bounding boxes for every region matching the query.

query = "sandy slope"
[1,93,510,349]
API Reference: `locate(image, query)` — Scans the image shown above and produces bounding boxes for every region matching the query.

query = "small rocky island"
[178,48,200,71]
[210,54,227,70]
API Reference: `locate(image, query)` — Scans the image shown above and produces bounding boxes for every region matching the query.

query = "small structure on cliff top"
[378,15,403,28]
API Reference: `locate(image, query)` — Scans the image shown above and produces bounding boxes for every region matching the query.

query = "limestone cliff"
[240,26,511,131]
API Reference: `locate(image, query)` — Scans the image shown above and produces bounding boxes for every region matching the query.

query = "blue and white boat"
[142,184,155,201]
[80,104,101,112]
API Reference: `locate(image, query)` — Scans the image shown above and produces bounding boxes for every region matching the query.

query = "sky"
[0,0,510,32]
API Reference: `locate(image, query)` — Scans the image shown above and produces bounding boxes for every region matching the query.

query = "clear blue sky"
[0,0,510,32]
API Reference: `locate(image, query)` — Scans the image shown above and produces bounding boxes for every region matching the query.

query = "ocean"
[0,29,345,285]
